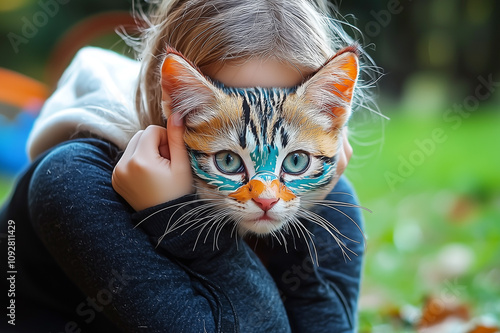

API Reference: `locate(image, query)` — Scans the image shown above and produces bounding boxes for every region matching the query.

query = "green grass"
[348,108,500,331]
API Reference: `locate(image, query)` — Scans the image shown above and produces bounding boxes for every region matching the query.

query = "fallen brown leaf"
[417,296,469,329]
[468,325,500,333]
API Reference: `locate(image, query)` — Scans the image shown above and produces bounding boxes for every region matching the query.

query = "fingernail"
[171,112,184,127]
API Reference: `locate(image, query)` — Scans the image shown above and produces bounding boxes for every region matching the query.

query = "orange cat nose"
[252,197,279,212]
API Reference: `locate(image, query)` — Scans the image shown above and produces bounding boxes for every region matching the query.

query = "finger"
[120,130,143,162]
[158,131,171,160]
[342,127,353,164]
[336,148,347,177]
[166,112,191,169]
[334,128,351,178]
[134,125,169,160]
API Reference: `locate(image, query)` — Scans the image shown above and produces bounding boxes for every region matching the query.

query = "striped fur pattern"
[158,46,361,257]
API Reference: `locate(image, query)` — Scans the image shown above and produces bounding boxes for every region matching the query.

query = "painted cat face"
[160,47,358,236]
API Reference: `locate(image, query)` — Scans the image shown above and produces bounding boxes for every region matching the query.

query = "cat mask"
[160,46,359,237]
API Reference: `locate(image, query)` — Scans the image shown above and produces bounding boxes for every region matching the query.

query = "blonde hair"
[132,0,376,129]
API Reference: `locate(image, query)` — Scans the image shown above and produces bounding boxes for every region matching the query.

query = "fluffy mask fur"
[160,46,359,237]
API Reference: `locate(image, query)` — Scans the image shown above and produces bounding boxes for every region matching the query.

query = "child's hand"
[112,113,193,211]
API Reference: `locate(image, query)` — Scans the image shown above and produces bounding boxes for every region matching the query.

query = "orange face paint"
[271,179,296,201]
[229,179,296,202]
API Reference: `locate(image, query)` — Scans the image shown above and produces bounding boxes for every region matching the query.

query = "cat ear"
[298,46,359,129]
[160,46,219,122]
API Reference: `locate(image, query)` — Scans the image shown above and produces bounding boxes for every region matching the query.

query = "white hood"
[27,47,142,160]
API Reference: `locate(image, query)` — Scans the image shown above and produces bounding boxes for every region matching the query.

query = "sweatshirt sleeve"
[26,47,141,160]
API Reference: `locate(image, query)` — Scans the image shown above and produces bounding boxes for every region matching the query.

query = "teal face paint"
[189,151,243,192]
[250,144,280,175]
[285,161,336,194]
[250,171,278,183]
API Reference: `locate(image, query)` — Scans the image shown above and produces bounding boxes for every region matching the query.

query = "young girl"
[1,0,373,332]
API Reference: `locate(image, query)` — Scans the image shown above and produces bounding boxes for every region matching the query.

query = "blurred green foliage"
[348,108,500,331]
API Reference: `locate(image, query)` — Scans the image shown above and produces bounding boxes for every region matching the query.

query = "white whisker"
[278,229,288,253]
[288,221,302,251]
[292,218,318,265]
[298,209,356,262]
[303,200,368,251]
[306,198,372,213]
[302,208,357,244]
